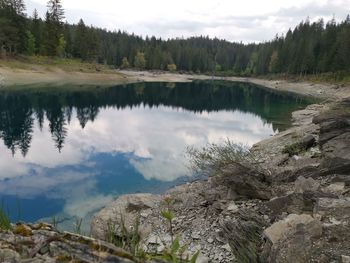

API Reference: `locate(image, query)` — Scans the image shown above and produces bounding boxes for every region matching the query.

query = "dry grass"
[0,55,116,74]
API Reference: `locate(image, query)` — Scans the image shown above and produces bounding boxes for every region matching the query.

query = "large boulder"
[294,176,320,193]
[91,194,161,241]
[263,214,321,244]
[220,209,266,263]
[212,163,271,200]
[314,197,350,223]
[262,214,322,263]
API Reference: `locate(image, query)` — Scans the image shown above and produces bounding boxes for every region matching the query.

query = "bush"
[187,139,267,177]
[167,64,177,72]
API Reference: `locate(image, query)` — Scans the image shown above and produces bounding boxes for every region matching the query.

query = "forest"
[1,0,350,76]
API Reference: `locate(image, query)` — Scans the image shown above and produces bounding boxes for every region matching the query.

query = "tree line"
[1,0,350,75]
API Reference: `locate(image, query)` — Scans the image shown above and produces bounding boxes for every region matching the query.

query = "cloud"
[25,0,350,43]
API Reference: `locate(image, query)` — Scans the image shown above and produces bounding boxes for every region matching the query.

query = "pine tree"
[26,30,35,55]
[45,0,65,56]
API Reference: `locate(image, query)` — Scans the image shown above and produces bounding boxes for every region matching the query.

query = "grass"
[0,55,117,74]
[187,139,268,177]
[104,203,200,262]
[0,204,12,231]
[282,142,307,157]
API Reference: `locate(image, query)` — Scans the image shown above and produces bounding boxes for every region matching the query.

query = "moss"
[282,143,305,156]
[56,254,72,262]
[13,224,33,237]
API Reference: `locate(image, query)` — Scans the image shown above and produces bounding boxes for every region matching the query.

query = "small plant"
[161,196,175,242]
[282,141,309,156]
[74,217,83,235]
[105,215,144,259]
[155,236,199,263]
[0,204,11,231]
[51,216,59,228]
[187,139,268,176]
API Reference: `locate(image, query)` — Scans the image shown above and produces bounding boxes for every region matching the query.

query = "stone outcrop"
[91,194,162,241]
[0,223,137,263]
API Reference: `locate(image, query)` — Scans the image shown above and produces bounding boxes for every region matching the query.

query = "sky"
[26,0,350,43]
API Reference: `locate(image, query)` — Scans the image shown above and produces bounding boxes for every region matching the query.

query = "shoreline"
[1,66,349,101]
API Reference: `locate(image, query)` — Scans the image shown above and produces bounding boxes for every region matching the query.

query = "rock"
[295,176,320,193]
[221,243,231,252]
[314,197,350,222]
[207,237,214,244]
[300,134,317,150]
[275,165,320,183]
[226,202,239,212]
[191,232,201,240]
[213,162,271,200]
[331,175,350,186]
[263,214,321,244]
[322,132,350,161]
[220,209,266,263]
[342,255,350,263]
[262,214,322,263]
[266,193,311,217]
[91,193,161,240]
[196,253,210,263]
[0,249,21,262]
[0,224,136,263]
[266,191,336,218]
[324,182,345,195]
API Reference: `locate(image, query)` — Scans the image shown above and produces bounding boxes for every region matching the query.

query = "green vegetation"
[105,216,144,259]
[1,1,350,78]
[104,198,199,262]
[187,140,266,177]
[0,205,11,231]
[167,63,177,72]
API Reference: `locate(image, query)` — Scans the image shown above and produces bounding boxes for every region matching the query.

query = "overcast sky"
[26,0,350,43]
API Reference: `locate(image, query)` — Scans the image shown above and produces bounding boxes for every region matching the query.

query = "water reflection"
[0,81,312,228]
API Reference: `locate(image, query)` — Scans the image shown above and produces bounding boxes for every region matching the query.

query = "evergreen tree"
[45,0,65,56]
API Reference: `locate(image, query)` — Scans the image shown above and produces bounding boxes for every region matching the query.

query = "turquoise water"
[0,80,312,231]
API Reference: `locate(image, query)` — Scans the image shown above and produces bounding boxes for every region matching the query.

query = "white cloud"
[0,106,275,187]
[25,0,350,42]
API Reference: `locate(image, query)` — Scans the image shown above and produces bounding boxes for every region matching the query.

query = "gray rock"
[226,202,239,212]
[342,255,350,263]
[196,253,210,263]
[314,197,350,222]
[221,209,266,263]
[263,214,322,244]
[262,214,323,263]
[295,176,320,193]
[324,182,345,195]
[91,193,161,240]
[0,249,21,263]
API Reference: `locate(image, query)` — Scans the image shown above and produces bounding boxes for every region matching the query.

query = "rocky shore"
[91,95,350,262]
[1,81,349,262]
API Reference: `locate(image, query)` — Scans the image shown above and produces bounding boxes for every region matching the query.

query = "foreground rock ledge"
[0,222,136,263]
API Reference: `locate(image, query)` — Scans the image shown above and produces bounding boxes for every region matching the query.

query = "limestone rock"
[0,223,136,263]
[263,214,321,244]
[91,193,161,240]
[314,197,350,222]
[262,214,323,263]
[295,176,320,193]
[324,182,346,195]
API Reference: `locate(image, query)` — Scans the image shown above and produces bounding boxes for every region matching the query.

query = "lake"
[0,80,312,232]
